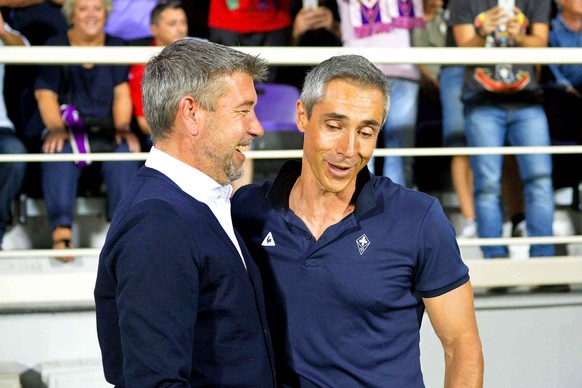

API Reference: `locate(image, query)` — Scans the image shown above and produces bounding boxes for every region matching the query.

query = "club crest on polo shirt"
[261,232,276,247]
[356,234,370,255]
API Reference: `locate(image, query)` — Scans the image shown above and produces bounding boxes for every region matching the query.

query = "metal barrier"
[0,46,581,295]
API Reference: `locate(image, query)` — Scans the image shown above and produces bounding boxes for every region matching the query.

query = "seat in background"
[253,83,303,183]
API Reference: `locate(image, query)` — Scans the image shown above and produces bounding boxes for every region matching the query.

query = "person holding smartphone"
[449,0,564,293]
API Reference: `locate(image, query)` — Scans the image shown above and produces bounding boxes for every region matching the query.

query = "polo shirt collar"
[267,160,376,218]
[555,14,571,33]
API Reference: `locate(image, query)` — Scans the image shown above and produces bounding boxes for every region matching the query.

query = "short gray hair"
[62,0,112,26]
[301,55,391,125]
[142,38,268,143]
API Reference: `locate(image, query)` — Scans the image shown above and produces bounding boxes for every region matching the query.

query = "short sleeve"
[414,200,469,297]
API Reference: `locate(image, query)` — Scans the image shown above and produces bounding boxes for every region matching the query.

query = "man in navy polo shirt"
[232,55,484,387]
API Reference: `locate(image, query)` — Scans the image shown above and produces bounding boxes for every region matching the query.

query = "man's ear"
[296,99,307,134]
[179,96,201,136]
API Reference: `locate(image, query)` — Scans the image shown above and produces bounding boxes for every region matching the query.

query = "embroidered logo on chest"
[262,232,276,247]
[356,234,371,255]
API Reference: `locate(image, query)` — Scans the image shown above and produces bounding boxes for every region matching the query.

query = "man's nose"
[249,111,265,138]
[336,130,356,157]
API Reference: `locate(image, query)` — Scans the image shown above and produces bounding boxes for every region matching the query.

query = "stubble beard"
[225,157,244,183]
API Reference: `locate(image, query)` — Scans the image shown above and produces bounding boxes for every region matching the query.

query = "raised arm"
[0,14,27,46]
[424,281,484,388]
[453,5,502,47]
[507,9,548,47]
[453,5,548,48]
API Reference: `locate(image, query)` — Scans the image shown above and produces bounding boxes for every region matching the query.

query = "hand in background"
[292,6,334,43]
[477,6,507,37]
[116,130,141,153]
[423,0,444,18]
[42,130,69,154]
[506,8,526,45]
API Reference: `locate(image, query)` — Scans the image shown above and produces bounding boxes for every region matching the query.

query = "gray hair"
[142,38,268,143]
[301,55,391,125]
[62,0,112,26]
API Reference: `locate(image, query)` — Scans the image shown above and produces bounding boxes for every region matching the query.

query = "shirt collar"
[267,160,376,218]
[145,146,232,201]
[555,13,575,33]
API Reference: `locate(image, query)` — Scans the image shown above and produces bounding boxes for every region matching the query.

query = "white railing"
[0,46,581,302]
[2,46,582,65]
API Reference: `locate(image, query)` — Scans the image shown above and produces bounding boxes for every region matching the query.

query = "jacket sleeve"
[113,202,199,387]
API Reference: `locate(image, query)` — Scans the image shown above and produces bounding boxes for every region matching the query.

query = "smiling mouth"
[327,161,353,174]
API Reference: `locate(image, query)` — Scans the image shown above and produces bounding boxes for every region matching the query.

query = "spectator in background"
[412,1,446,89]
[336,0,443,188]
[549,0,582,94]
[416,2,525,239]
[0,0,66,45]
[417,1,482,237]
[291,0,340,46]
[208,0,292,190]
[0,0,68,141]
[128,1,188,147]
[103,0,157,43]
[450,1,556,270]
[277,0,342,90]
[32,0,141,261]
[0,14,27,250]
[207,0,292,82]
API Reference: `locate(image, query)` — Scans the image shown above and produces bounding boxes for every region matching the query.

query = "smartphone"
[498,0,515,13]
[498,0,514,23]
[303,0,318,9]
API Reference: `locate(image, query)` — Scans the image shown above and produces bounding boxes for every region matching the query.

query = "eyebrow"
[235,100,256,109]
[361,119,382,128]
[323,112,348,121]
[323,113,381,128]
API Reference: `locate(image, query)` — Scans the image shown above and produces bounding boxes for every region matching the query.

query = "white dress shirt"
[145,146,246,269]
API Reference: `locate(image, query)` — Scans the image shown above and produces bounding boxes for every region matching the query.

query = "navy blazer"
[94,166,276,387]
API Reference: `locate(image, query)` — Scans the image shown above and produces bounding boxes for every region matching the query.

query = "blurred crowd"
[0,0,580,263]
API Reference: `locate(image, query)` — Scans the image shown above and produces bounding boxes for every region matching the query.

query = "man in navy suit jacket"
[94,38,275,387]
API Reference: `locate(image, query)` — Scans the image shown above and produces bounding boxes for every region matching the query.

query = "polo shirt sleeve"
[448,0,473,26]
[34,37,61,94]
[112,201,199,385]
[112,64,130,87]
[525,0,550,25]
[105,36,130,87]
[414,199,469,298]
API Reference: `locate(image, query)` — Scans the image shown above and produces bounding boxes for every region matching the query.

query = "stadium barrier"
[0,46,581,305]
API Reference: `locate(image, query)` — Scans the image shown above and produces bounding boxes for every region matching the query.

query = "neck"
[156,137,196,166]
[562,10,582,33]
[290,175,356,240]
[156,138,228,186]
